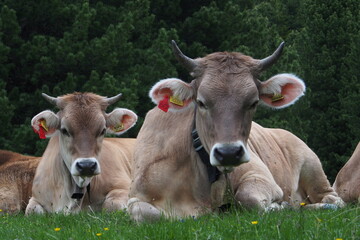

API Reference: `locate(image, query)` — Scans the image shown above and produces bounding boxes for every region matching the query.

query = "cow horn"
[259,42,285,71]
[106,93,122,105]
[42,93,58,106]
[171,40,198,72]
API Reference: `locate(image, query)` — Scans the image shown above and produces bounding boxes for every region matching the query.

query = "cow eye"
[250,100,259,109]
[60,128,70,137]
[196,99,207,109]
[100,128,106,136]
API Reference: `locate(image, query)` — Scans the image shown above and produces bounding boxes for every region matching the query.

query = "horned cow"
[127,41,344,222]
[25,92,137,214]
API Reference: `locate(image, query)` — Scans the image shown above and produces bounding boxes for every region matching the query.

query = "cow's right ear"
[31,110,59,139]
[149,78,195,112]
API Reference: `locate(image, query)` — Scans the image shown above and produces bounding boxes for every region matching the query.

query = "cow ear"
[31,110,59,139]
[149,78,195,112]
[259,73,306,109]
[106,108,138,135]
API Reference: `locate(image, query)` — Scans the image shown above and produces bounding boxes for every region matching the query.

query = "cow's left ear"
[106,108,138,135]
[259,73,306,109]
[31,110,60,139]
[149,78,195,112]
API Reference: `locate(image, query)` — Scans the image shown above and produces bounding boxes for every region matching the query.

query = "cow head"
[31,92,138,187]
[150,41,305,172]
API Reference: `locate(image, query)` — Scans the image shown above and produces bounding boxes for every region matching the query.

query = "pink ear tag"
[33,119,48,139]
[158,95,170,112]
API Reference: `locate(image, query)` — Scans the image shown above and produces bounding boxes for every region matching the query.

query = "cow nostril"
[89,162,97,171]
[214,148,224,162]
[76,161,83,170]
[236,146,244,159]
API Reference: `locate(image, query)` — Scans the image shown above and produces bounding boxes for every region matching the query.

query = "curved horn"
[42,93,58,106]
[106,93,122,105]
[171,40,198,72]
[259,42,285,71]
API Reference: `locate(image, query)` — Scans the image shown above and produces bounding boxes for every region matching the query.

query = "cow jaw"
[210,141,250,171]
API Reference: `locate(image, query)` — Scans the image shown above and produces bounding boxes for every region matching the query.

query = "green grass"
[0,206,359,240]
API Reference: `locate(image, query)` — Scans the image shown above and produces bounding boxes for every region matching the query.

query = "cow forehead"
[59,94,107,130]
[200,51,258,74]
[196,52,259,96]
[197,70,259,105]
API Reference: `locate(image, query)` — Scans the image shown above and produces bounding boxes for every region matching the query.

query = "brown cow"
[333,142,360,203]
[128,41,344,222]
[25,92,137,214]
[0,150,40,214]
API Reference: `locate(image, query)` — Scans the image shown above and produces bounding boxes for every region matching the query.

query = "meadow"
[1,206,358,240]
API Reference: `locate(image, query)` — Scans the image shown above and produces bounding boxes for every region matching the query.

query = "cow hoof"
[127,198,161,222]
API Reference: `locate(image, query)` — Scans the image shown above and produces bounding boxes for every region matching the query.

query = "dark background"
[0,0,359,182]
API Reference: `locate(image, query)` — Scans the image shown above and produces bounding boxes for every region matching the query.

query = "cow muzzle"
[210,141,250,167]
[71,158,101,177]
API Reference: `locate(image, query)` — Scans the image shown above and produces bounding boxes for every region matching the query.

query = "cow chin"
[209,141,250,170]
[72,175,93,188]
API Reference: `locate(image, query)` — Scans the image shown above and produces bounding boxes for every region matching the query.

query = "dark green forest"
[0,0,359,182]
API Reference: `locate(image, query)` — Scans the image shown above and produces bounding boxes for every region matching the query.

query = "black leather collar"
[191,107,221,184]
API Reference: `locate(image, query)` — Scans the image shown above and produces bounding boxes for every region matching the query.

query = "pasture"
[1,206,358,240]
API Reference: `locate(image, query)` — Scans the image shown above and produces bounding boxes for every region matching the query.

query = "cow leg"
[230,155,284,210]
[102,189,129,211]
[233,178,284,210]
[25,197,46,215]
[0,186,21,214]
[299,153,345,208]
[127,198,161,222]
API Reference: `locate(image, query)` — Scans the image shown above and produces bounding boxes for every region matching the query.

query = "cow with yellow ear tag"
[26,92,138,214]
[128,41,344,222]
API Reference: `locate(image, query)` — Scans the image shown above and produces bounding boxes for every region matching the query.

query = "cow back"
[244,122,333,204]
[0,150,40,213]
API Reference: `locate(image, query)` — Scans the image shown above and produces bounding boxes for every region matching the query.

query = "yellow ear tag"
[169,96,184,106]
[271,93,284,102]
[112,122,124,132]
[40,119,48,132]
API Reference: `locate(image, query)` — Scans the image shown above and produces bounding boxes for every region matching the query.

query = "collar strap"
[191,125,221,184]
[71,183,91,201]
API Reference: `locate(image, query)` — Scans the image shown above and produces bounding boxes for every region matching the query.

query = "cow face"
[149,41,305,172]
[31,92,137,187]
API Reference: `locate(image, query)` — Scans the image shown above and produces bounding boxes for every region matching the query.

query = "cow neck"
[191,106,221,184]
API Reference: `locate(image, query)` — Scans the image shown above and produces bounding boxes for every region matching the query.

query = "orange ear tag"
[170,96,184,106]
[112,122,124,132]
[271,93,284,102]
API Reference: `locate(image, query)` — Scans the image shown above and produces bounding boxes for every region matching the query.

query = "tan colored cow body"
[25,92,137,214]
[129,110,343,221]
[333,142,360,203]
[128,41,343,222]
[231,122,341,208]
[26,137,135,213]
[0,150,40,214]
